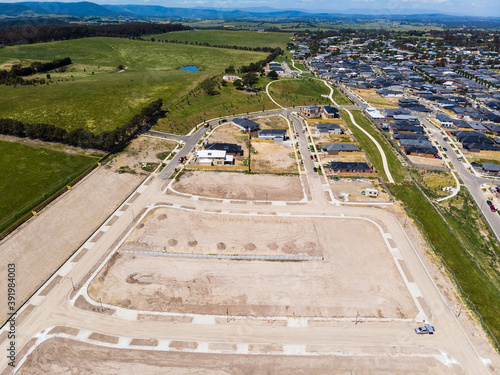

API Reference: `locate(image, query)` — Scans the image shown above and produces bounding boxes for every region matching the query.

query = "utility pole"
[247,131,251,173]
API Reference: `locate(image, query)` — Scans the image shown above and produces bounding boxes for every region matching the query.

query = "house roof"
[205,143,242,154]
[404,146,438,155]
[322,144,359,152]
[482,163,500,172]
[258,129,288,136]
[323,105,339,114]
[326,162,371,170]
[196,150,226,158]
[232,117,260,131]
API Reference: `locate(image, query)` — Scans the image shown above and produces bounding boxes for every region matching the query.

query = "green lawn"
[267,78,331,108]
[0,37,267,133]
[0,140,98,233]
[147,30,292,49]
[331,86,352,106]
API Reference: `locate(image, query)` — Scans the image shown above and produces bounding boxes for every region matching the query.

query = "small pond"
[178,66,199,71]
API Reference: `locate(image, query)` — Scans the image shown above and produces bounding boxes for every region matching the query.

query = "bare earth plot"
[17,338,457,375]
[89,208,417,318]
[173,171,304,201]
[0,167,142,319]
[251,141,297,174]
[329,178,391,202]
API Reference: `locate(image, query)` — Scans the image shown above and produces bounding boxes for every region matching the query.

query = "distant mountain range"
[0,1,499,21]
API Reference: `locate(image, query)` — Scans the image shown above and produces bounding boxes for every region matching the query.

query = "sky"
[3,0,500,17]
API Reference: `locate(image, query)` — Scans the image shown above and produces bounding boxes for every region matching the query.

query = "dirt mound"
[244,243,256,251]
[217,242,226,250]
[136,223,144,229]
[188,240,198,247]
[168,239,178,246]
[267,243,279,251]
[157,214,167,221]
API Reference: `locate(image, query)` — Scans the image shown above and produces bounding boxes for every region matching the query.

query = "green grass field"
[156,78,279,134]
[147,30,292,49]
[267,79,331,108]
[0,140,98,233]
[0,37,267,133]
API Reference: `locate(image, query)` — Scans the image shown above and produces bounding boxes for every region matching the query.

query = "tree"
[200,77,220,95]
[225,65,235,74]
[267,70,279,80]
[242,72,259,88]
[233,79,244,90]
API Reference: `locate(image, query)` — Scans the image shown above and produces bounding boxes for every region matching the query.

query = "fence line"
[118,250,323,261]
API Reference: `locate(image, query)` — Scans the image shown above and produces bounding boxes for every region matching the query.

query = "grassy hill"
[0,37,267,133]
[146,30,292,49]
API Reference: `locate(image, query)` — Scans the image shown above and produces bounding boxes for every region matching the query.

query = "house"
[481,163,500,176]
[322,105,340,119]
[204,143,243,156]
[365,107,385,120]
[196,150,234,165]
[436,113,455,128]
[316,123,343,135]
[232,117,260,137]
[321,143,359,155]
[404,146,439,158]
[301,105,321,119]
[399,139,434,148]
[258,129,288,142]
[325,162,372,173]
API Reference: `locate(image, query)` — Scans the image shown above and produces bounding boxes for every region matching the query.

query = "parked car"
[490,205,497,213]
[415,324,435,334]
[310,155,314,160]
[487,200,493,207]
[443,147,447,151]
[178,156,184,163]
[313,167,317,172]
[302,129,305,133]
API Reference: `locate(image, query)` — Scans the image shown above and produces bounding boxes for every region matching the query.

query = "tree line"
[0,23,192,46]
[239,47,283,73]
[0,57,72,86]
[0,99,163,152]
[149,38,278,53]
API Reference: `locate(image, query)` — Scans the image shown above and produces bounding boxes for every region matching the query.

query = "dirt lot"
[89,208,416,318]
[329,178,390,202]
[109,135,177,174]
[407,155,447,168]
[355,89,400,109]
[319,154,368,165]
[251,141,297,174]
[254,115,288,130]
[173,171,304,201]
[0,167,142,319]
[17,338,460,375]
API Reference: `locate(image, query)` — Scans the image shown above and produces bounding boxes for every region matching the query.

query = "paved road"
[146,130,191,142]
[420,117,500,241]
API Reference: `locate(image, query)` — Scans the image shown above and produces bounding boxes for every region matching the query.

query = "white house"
[196,150,234,166]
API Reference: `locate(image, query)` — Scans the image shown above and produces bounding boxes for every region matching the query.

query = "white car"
[415,324,435,334]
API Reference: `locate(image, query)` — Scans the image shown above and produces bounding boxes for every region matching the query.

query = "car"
[313,167,317,172]
[443,137,448,141]
[415,324,435,334]
[487,200,493,207]
[302,129,305,133]
[178,156,184,163]
[490,205,497,213]
[443,147,447,151]
[310,155,314,160]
